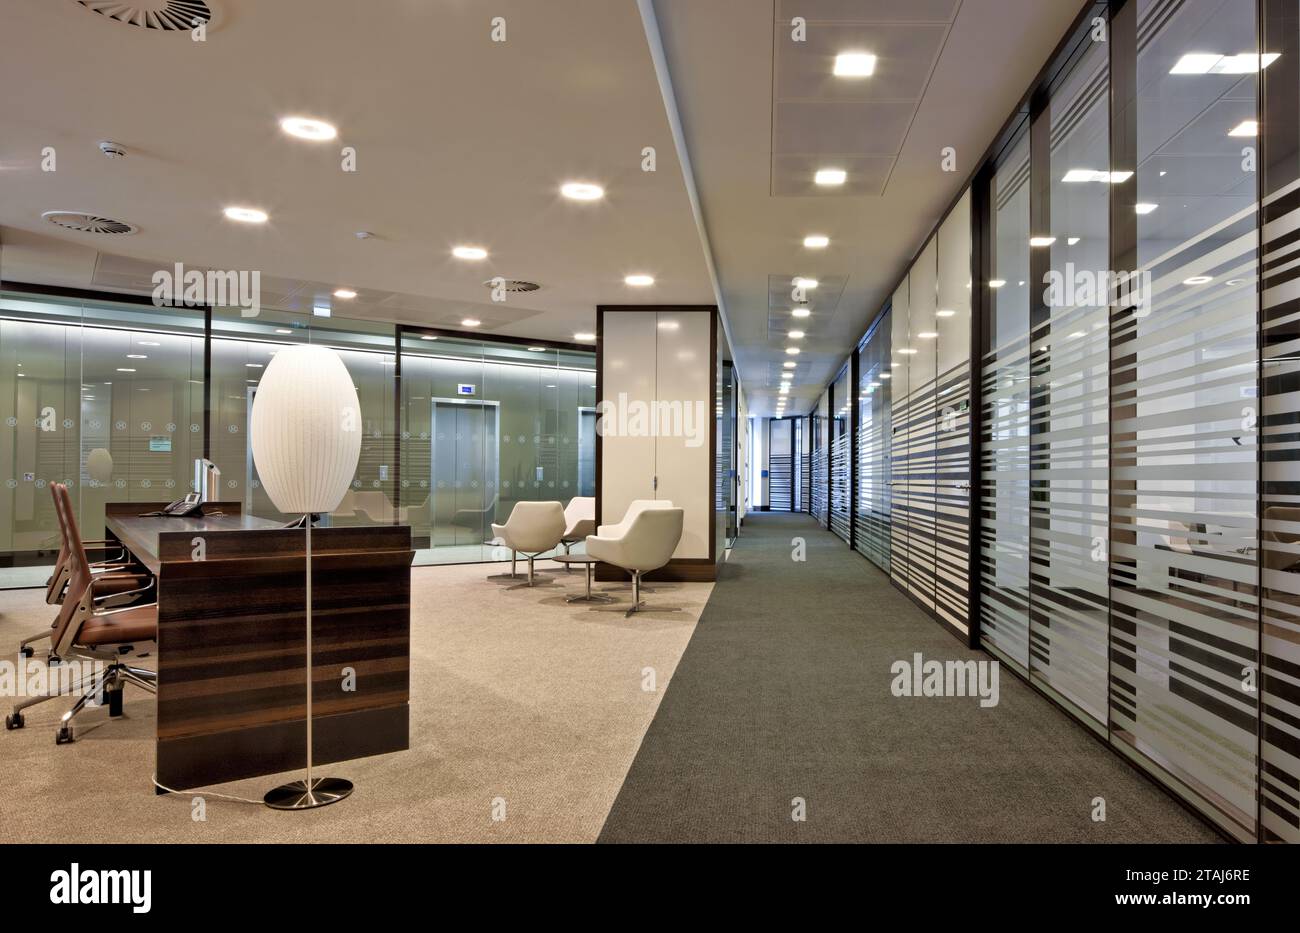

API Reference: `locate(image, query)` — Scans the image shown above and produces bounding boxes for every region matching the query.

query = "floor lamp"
[250,344,362,810]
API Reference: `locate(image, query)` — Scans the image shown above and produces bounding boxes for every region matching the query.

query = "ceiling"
[0,0,714,341]
[649,0,1086,414]
[0,0,1088,416]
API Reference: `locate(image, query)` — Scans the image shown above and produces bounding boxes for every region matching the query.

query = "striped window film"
[769,418,794,511]
[855,310,892,573]
[829,367,852,542]
[935,192,973,634]
[1031,40,1110,728]
[811,392,829,526]
[980,133,1033,671]
[1260,0,1300,842]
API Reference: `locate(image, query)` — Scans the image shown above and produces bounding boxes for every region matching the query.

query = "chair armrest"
[90,573,155,605]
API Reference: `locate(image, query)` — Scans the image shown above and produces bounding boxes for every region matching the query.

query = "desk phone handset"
[142,493,203,518]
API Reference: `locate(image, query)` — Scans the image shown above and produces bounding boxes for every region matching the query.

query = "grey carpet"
[598,513,1223,843]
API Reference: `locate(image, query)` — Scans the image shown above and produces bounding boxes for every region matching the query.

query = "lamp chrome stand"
[265,515,353,810]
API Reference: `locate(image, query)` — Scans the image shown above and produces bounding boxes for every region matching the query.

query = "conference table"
[104,502,413,791]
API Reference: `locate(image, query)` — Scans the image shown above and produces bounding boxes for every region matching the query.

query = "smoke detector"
[98,140,126,160]
[42,211,138,235]
[73,0,215,32]
[482,278,541,293]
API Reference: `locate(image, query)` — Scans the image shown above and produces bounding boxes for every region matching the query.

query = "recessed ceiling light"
[1183,275,1214,285]
[814,168,846,186]
[833,52,877,77]
[275,328,293,334]
[786,347,800,355]
[989,279,1007,288]
[224,206,268,224]
[138,341,160,347]
[1170,52,1280,74]
[1228,120,1258,137]
[126,353,147,359]
[1029,236,1056,247]
[1061,169,1133,183]
[898,348,918,355]
[461,318,481,327]
[793,277,818,289]
[1067,237,1081,246]
[561,181,604,201]
[918,331,938,339]
[803,234,830,249]
[420,335,438,341]
[625,274,655,287]
[452,246,488,260]
[574,332,596,342]
[789,330,805,339]
[246,363,264,368]
[528,346,546,352]
[791,307,811,318]
[936,309,956,318]
[1135,202,1158,214]
[116,368,135,373]
[312,306,331,317]
[783,361,796,368]
[279,116,337,141]
[333,288,357,299]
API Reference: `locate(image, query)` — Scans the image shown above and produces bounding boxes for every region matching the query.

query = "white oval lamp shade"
[86,447,113,484]
[250,345,362,514]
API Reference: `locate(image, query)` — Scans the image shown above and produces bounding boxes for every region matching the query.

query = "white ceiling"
[0,0,1088,416]
[0,0,714,340]
[649,0,1086,415]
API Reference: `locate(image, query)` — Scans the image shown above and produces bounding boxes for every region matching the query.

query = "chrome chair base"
[264,777,354,810]
[566,592,616,604]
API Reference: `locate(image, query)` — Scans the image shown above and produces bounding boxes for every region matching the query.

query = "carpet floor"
[597,513,1223,843]
[0,563,710,842]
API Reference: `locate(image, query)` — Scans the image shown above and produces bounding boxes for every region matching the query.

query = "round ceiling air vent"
[482,279,541,293]
[42,211,138,235]
[73,0,214,32]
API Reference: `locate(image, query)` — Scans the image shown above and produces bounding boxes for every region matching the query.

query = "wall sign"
[457,384,476,397]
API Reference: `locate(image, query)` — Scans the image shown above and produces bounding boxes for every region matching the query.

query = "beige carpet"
[0,564,710,842]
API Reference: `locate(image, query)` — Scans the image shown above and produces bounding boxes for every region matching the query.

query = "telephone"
[142,493,203,518]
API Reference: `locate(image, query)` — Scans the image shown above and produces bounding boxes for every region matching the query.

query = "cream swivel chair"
[490,501,566,587]
[555,496,596,571]
[595,499,675,592]
[585,507,684,617]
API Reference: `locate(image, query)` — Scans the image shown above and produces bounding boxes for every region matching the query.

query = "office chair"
[19,487,132,659]
[5,484,158,742]
[585,507,684,618]
[595,499,675,594]
[489,501,566,588]
[554,496,596,571]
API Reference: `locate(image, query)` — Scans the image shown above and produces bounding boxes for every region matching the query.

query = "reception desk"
[104,502,413,791]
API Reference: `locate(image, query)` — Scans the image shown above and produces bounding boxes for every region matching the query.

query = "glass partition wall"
[801,0,1293,841]
[0,288,595,585]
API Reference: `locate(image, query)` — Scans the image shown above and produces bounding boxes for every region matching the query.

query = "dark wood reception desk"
[104,502,413,791]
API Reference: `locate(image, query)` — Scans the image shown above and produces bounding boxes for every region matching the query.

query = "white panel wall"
[600,310,657,531]
[656,310,712,558]
[599,308,713,561]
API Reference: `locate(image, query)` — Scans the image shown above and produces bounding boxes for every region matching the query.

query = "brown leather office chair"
[19,486,133,659]
[5,484,158,742]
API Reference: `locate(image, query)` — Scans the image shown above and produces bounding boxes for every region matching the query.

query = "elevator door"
[431,400,498,549]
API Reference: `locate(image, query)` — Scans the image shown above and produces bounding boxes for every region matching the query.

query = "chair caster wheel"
[55,726,73,745]
[19,646,33,659]
[5,713,23,730]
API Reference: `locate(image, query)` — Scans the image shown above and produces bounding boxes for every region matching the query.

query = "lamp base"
[263,776,353,810]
